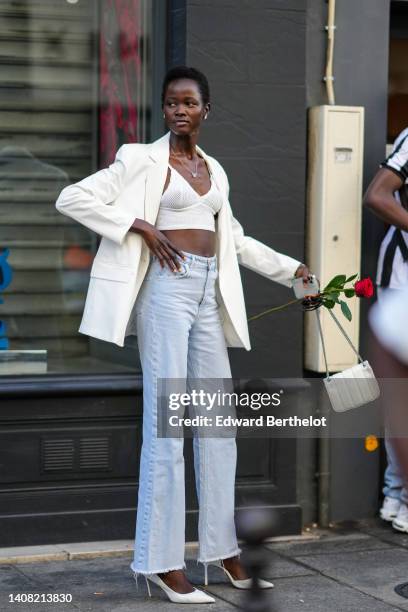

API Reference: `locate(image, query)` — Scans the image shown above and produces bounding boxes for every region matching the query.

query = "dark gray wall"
[306,0,391,522]
[166,0,187,69]
[186,0,307,379]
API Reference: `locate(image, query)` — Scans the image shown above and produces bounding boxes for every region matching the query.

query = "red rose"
[354,277,374,298]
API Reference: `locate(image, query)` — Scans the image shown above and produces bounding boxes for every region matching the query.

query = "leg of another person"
[383,436,404,502]
[377,289,405,516]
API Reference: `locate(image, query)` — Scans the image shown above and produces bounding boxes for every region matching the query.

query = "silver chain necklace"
[170,147,200,178]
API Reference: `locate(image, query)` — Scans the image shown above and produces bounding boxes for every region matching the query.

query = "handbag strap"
[315,308,330,378]
[315,308,363,378]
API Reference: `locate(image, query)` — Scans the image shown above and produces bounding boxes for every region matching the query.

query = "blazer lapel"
[195,143,221,191]
[195,143,229,263]
[144,131,171,225]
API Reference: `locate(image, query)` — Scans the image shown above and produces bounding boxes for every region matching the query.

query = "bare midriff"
[160,228,216,258]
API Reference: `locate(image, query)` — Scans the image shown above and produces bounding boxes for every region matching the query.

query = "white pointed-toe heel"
[203,559,274,589]
[133,571,215,604]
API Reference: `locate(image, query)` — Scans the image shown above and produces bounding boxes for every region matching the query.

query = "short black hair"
[161,66,210,107]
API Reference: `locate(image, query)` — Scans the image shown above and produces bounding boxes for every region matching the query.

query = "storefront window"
[0,0,161,375]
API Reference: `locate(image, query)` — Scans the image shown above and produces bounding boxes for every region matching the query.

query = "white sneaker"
[392,503,408,533]
[380,496,401,522]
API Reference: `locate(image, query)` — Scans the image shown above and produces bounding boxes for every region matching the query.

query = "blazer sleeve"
[55,145,136,245]
[219,163,302,287]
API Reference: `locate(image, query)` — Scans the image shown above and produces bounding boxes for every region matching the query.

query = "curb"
[0,533,320,565]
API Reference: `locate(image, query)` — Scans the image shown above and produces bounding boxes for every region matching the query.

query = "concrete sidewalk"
[1,519,408,611]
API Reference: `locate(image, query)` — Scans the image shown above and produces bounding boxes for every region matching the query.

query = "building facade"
[0,0,405,545]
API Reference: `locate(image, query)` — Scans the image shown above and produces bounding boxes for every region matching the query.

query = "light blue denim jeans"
[129,249,242,577]
[377,287,408,506]
[383,436,408,505]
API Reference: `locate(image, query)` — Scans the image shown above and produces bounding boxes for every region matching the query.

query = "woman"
[56,65,310,604]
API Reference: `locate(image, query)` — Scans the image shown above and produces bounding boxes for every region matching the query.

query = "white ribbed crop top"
[155,163,223,231]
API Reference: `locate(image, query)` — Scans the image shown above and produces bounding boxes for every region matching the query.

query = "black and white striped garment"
[380,127,408,181]
[376,127,408,289]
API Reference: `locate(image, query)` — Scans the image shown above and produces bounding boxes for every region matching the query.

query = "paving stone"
[48,590,236,612]
[9,557,135,594]
[266,533,393,557]
[0,565,76,612]
[359,520,408,549]
[186,552,314,587]
[2,557,235,611]
[205,574,403,612]
[0,600,76,612]
[292,547,408,610]
[0,564,38,591]
[119,593,239,612]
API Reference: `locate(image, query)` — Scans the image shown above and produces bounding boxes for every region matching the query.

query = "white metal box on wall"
[305,105,365,372]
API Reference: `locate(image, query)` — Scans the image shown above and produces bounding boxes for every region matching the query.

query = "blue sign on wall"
[0,248,12,350]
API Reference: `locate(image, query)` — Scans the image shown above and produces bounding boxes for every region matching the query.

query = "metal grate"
[79,436,110,470]
[42,438,75,471]
[41,435,111,472]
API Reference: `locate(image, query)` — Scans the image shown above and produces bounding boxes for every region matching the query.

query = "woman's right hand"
[130,219,186,271]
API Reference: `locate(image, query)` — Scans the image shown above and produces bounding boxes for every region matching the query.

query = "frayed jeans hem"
[196,547,242,564]
[130,561,187,575]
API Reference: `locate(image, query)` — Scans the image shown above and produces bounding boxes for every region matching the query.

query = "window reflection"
[0,0,152,375]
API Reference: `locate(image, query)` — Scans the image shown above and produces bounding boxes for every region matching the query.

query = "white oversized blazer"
[55,131,301,351]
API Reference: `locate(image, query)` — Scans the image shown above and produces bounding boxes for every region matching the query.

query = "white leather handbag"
[315,308,380,413]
